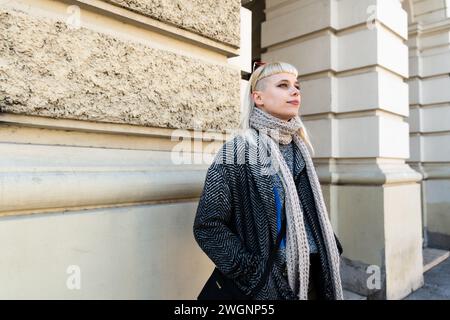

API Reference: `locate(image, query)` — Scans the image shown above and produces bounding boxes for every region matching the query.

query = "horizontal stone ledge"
[315,162,423,185]
[0,141,218,171]
[0,142,214,214]
[409,130,450,136]
[0,163,423,214]
[0,169,208,215]
[301,110,408,121]
[414,8,449,26]
[0,197,201,219]
[408,38,450,53]
[408,73,450,81]
[0,113,230,142]
[409,102,450,109]
[60,0,240,55]
[0,124,227,154]
[412,18,450,35]
[409,163,450,179]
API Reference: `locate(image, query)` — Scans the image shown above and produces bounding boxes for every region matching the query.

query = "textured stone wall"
[102,0,241,47]
[0,7,240,131]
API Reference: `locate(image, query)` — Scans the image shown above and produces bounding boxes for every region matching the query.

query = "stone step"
[343,248,449,300]
[423,247,450,273]
[343,289,367,300]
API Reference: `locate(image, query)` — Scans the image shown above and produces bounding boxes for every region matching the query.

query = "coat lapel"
[293,141,306,183]
[244,130,308,248]
[246,131,279,247]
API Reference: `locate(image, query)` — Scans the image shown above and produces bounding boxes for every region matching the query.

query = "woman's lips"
[287,101,299,105]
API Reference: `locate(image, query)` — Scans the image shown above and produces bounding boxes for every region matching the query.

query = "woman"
[193,61,343,300]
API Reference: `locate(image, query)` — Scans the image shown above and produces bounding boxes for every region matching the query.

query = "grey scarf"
[249,106,343,300]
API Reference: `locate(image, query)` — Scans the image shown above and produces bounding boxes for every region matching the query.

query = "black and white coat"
[193,131,343,300]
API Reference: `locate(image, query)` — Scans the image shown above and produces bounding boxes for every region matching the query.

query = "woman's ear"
[252,91,263,107]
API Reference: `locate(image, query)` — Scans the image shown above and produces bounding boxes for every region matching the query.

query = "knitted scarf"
[249,106,343,300]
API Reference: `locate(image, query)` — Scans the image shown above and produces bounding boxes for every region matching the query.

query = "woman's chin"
[285,111,299,119]
[277,113,298,121]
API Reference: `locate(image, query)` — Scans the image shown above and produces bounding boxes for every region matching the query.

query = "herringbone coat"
[193,131,342,300]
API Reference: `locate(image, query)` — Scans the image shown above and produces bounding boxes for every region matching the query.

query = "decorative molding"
[0,142,211,216]
[409,162,450,179]
[0,113,229,142]
[316,160,423,185]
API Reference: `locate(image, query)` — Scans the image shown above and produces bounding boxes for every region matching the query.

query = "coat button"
[282,265,287,278]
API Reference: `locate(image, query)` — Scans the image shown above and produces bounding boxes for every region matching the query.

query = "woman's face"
[252,72,301,121]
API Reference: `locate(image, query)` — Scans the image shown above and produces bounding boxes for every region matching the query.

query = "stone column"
[406,0,450,249]
[262,0,423,299]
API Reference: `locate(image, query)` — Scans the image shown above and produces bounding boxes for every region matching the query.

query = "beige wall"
[0,0,243,299]
[0,201,206,299]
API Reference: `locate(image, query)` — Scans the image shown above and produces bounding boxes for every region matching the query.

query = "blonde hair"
[238,61,315,156]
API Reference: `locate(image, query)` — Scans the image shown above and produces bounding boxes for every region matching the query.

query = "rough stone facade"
[102,0,241,47]
[0,7,240,131]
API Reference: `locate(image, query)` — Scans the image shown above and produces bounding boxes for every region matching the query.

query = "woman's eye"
[278,83,300,91]
[279,83,300,89]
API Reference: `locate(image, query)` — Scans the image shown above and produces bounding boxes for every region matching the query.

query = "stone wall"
[102,0,241,47]
[0,5,240,131]
[0,0,245,299]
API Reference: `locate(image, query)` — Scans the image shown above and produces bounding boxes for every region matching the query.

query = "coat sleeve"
[193,162,266,296]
